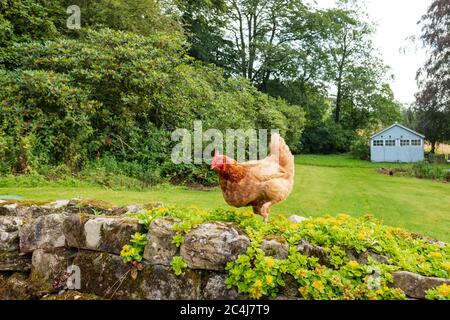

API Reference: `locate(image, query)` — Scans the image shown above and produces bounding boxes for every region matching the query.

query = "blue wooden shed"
[370,123,425,163]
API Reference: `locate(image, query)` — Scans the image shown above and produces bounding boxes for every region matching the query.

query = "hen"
[211,133,295,222]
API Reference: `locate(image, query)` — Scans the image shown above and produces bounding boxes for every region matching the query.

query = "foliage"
[226,248,286,299]
[120,205,449,299]
[0,0,180,49]
[120,232,147,263]
[0,69,99,173]
[171,256,188,276]
[220,0,307,84]
[180,0,402,155]
[416,0,450,151]
[301,120,354,154]
[176,0,235,72]
[409,162,450,182]
[0,0,65,47]
[425,283,450,300]
[415,107,450,154]
[317,2,402,131]
[0,27,304,184]
[350,133,370,161]
[171,233,185,247]
[60,0,182,36]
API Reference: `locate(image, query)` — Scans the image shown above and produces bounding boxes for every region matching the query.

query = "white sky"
[316,0,431,105]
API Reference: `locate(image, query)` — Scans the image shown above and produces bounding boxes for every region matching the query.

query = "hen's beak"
[211,149,219,170]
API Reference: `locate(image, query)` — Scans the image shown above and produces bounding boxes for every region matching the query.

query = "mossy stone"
[0,251,31,271]
[72,251,201,300]
[41,291,105,300]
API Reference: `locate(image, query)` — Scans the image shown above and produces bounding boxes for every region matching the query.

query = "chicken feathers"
[211,133,295,222]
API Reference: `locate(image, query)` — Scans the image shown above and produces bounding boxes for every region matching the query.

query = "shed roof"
[370,123,425,139]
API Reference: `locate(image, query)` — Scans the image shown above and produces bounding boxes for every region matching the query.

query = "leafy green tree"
[416,0,450,152]
[0,0,65,45]
[401,105,418,130]
[416,108,449,154]
[60,0,182,36]
[1,28,304,179]
[175,0,237,72]
[319,3,390,127]
[223,0,296,83]
[367,85,402,128]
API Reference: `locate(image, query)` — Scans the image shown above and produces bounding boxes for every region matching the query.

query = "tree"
[1,28,304,177]
[224,0,298,84]
[0,0,66,46]
[175,0,237,72]
[416,107,449,154]
[401,105,419,130]
[320,3,388,126]
[60,0,182,36]
[416,0,450,152]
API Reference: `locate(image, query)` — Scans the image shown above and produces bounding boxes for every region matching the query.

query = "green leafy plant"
[425,284,450,300]
[171,233,185,247]
[171,256,188,276]
[120,232,147,264]
[120,205,449,299]
[0,27,304,185]
[409,162,450,182]
[225,246,286,299]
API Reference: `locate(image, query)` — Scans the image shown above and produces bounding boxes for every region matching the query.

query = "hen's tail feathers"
[269,133,295,178]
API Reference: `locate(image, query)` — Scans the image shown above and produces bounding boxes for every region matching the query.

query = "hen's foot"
[261,202,272,223]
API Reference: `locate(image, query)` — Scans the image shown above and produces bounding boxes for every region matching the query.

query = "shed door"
[396,139,400,162]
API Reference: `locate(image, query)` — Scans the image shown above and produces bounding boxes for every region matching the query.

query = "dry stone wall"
[0,200,449,300]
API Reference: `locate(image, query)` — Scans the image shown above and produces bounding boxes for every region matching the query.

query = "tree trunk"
[335,72,343,123]
[259,70,271,92]
[234,5,247,78]
[334,50,346,123]
[431,141,436,154]
[334,31,348,124]
[247,12,258,81]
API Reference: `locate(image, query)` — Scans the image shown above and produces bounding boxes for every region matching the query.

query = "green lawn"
[1,154,449,241]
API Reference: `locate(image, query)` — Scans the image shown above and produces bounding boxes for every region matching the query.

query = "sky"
[316,0,431,105]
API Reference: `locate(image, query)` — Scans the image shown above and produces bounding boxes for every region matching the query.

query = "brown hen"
[211,133,295,222]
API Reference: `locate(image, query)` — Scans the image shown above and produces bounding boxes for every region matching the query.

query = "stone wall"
[0,200,248,300]
[0,200,449,300]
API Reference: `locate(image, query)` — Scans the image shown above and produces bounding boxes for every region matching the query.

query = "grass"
[1,154,449,241]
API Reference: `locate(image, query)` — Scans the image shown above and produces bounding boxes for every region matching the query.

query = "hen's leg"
[252,206,262,215]
[261,202,272,223]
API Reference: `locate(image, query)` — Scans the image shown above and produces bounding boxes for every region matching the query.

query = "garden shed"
[370,123,425,163]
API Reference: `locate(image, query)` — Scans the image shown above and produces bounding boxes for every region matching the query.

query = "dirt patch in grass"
[377,168,409,176]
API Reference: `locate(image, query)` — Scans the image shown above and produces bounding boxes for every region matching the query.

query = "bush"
[301,120,354,154]
[409,162,450,182]
[0,69,99,173]
[0,28,305,185]
[350,134,370,161]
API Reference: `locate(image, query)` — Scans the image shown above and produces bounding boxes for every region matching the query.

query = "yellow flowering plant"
[120,232,147,263]
[425,283,450,300]
[121,206,448,299]
[225,245,285,299]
